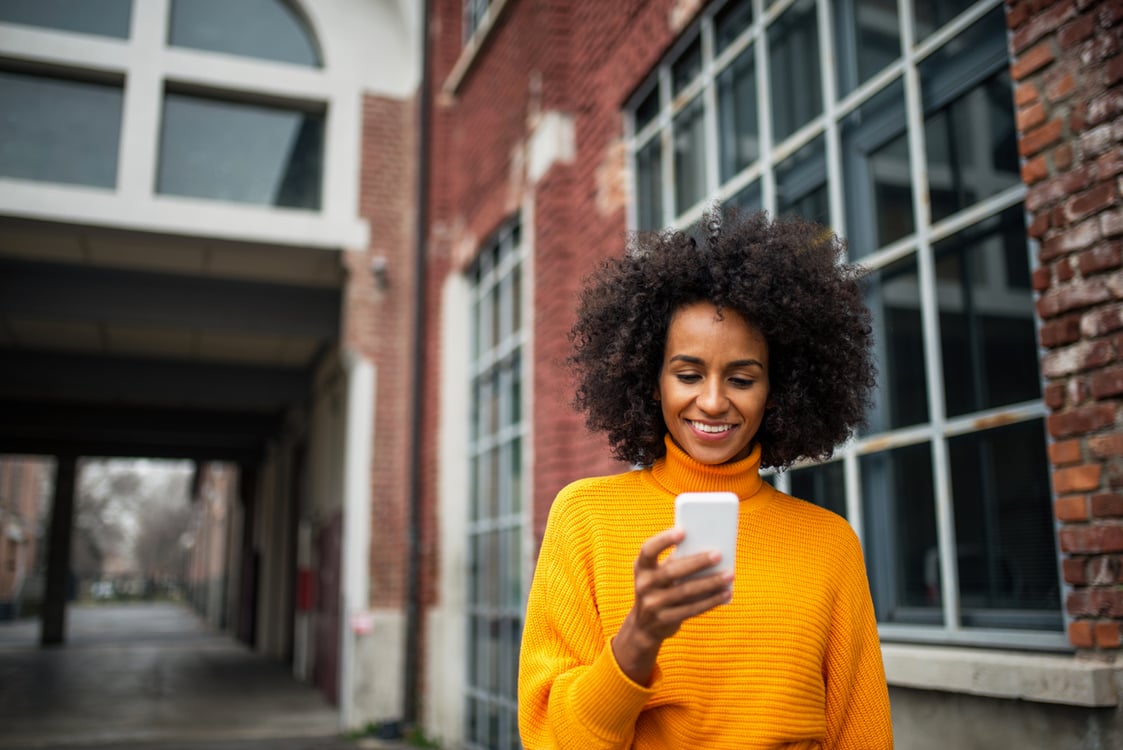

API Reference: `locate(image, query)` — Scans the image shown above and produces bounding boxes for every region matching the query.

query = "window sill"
[882,643,1121,707]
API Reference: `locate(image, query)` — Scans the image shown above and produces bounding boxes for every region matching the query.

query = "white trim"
[882,643,1121,707]
[339,349,376,730]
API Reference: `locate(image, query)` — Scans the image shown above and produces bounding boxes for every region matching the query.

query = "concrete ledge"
[882,643,1121,707]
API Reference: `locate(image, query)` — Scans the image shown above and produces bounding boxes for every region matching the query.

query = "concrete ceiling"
[0,217,346,462]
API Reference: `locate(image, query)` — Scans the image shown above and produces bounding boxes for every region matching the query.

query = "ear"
[652,384,661,402]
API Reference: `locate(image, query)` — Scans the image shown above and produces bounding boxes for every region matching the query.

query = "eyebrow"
[669,354,765,369]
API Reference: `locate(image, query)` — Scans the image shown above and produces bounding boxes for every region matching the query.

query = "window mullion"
[753,0,776,214]
[816,0,844,236]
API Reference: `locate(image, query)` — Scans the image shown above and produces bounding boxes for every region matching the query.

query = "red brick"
[1019,118,1065,157]
[1063,556,1088,584]
[1088,89,1123,127]
[1092,493,1123,517]
[1078,242,1123,275]
[1046,70,1077,103]
[1065,183,1119,223]
[1097,147,1123,179]
[1056,494,1091,521]
[1053,142,1075,171]
[1102,210,1123,238]
[1091,366,1123,399]
[1040,316,1082,347]
[1030,211,1052,239]
[1107,55,1123,87]
[1015,80,1040,107]
[1038,279,1114,318]
[1090,585,1123,616]
[1013,40,1057,80]
[1050,438,1085,465]
[1082,304,1123,337]
[1069,618,1096,647]
[1055,464,1105,494]
[1045,382,1068,409]
[1060,524,1123,554]
[1044,215,1100,257]
[1017,100,1048,132]
[1095,620,1122,648]
[1059,13,1097,48]
[1047,403,1118,438]
[1022,155,1049,184]
[1090,433,1123,458]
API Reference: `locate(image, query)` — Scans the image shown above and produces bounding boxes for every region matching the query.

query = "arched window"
[168,0,321,68]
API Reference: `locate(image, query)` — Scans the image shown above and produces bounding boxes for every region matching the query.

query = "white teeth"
[691,421,732,434]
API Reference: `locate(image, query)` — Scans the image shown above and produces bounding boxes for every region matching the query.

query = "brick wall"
[351,93,418,610]
[1008,0,1123,652]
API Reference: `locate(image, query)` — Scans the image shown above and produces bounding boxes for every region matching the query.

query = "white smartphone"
[673,491,739,581]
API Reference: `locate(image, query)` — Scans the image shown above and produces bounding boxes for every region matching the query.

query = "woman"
[518,209,893,749]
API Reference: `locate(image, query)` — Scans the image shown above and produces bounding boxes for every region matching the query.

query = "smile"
[689,420,734,434]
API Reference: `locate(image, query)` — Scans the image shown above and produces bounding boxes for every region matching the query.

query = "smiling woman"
[518,207,891,749]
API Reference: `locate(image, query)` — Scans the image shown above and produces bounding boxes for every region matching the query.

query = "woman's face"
[655,302,770,465]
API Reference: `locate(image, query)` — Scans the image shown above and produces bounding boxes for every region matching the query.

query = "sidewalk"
[0,603,416,750]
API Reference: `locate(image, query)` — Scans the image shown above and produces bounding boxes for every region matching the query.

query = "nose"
[696,377,728,415]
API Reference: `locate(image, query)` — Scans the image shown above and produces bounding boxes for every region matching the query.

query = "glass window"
[168,0,320,67]
[842,79,913,256]
[935,207,1040,418]
[914,0,977,42]
[862,443,939,624]
[864,256,929,433]
[769,0,821,143]
[948,420,1060,629]
[0,70,122,188]
[464,0,493,42]
[789,460,847,519]
[717,46,758,183]
[466,222,525,750]
[673,95,707,214]
[835,0,901,97]
[775,134,828,225]
[714,0,753,54]
[627,0,1059,645]
[157,92,324,209]
[635,137,663,230]
[0,0,131,38]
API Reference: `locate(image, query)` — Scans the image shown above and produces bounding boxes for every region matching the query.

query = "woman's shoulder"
[767,489,862,546]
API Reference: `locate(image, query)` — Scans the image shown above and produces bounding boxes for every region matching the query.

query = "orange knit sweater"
[518,438,893,749]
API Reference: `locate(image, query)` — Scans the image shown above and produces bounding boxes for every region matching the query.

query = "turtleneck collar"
[647,435,769,507]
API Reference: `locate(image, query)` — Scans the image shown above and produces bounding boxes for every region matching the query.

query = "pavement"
[0,602,416,750]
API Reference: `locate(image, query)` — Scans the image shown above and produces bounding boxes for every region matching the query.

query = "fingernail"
[709,551,721,563]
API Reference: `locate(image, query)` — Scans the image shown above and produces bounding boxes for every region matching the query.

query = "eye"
[675,373,702,384]
[729,377,755,388]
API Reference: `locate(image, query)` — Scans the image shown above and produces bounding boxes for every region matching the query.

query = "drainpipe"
[403,0,432,731]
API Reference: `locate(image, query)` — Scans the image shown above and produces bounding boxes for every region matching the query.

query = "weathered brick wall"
[1008,0,1123,651]
[350,93,418,610]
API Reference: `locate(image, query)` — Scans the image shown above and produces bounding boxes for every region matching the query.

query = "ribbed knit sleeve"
[518,480,658,750]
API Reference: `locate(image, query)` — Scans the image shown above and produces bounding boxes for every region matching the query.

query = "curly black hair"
[568,207,876,470]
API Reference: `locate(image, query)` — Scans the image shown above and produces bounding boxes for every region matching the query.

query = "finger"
[662,549,725,581]
[660,586,734,624]
[636,527,685,570]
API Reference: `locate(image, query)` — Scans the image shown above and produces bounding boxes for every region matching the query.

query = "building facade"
[417,0,1123,747]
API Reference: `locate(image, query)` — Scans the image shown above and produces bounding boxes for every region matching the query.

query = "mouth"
[688,420,736,436]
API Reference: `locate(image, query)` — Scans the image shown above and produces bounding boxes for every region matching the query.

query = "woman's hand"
[611,527,734,686]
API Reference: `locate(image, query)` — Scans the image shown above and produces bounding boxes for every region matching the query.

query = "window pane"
[168,0,320,67]
[789,460,846,519]
[914,0,975,42]
[635,137,663,230]
[158,93,323,209]
[509,437,522,514]
[864,255,929,433]
[842,79,913,257]
[717,46,758,183]
[673,95,707,215]
[0,0,131,37]
[769,0,821,143]
[936,206,1040,417]
[775,134,828,225]
[634,86,660,133]
[924,71,1019,223]
[727,180,762,215]
[714,0,753,54]
[672,36,702,95]
[861,442,939,623]
[835,0,900,97]
[949,419,1061,628]
[0,71,122,188]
